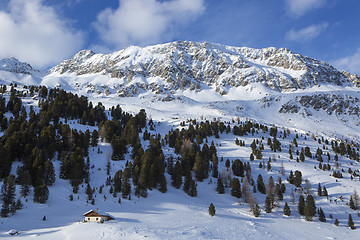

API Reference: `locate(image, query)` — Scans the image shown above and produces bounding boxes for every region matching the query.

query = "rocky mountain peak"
[48,41,359,96]
[0,57,38,75]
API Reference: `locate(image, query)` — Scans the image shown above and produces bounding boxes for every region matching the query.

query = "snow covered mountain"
[1,41,360,239]
[1,41,360,139]
[49,41,359,96]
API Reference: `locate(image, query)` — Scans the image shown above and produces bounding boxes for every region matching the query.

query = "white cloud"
[0,0,84,69]
[93,0,205,50]
[333,48,360,74]
[284,0,327,18]
[286,22,328,42]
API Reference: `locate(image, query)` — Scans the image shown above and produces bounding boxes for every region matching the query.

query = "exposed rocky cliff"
[49,41,360,96]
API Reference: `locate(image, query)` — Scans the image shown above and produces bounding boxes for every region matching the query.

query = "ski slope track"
[0,41,360,239]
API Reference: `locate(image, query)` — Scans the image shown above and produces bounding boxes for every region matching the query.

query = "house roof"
[83,209,114,220]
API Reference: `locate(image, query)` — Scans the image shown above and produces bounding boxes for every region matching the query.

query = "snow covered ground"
[1,76,360,239]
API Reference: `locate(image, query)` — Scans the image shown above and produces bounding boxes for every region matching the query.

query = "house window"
[88,218,90,220]
[96,218,98,221]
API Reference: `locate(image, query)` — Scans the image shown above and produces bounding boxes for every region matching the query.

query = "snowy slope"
[0,41,360,239]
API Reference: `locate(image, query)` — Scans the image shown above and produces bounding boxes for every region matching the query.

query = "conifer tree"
[217,176,225,194]
[334,218,339,226]
[257,174,266,194]
[298,195,305,216]
[231,178,242,198]
[349,196,356,210]
[1,174,16,217]
[322,186,328,197]
[171,161,182,189]
[318,207,326,222]
[253,204,261,217]
[188,179,197,197]
[317,183,322,196]
[209,203,216,216]
[348,214,355,229]
[33,184,49,204]
[265,196,272,213]
[304,195,316,221]
[284,202,291,216]
[122,167,131,198]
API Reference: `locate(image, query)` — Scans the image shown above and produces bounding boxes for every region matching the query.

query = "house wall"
[84,216,107,222]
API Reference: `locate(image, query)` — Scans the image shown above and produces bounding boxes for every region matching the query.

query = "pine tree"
[317,183,322,196]
[318,207,326,222]
[171,161,183,189]
[349,196,356,210]
[298,195,305,216]
[209,203,216,216]
[265,196,272,213]
[33,184,49,204]
[122,167,131,198]
[253,204,261,217]
[216,176,225,194]
[348,214,356,229]
[334,218,339,226]
[322,186,328,197]
[231,178,242,198]
[257,174,266,194]
[304,195,316,221]
[1,174,16,217]
[194,152,205,181]
[188,179,197,197]
[284,202,291,216]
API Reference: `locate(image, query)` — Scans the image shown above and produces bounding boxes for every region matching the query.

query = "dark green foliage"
[322,186,328,197]
[1,174,16,217]
[122,167,131,198]
[232,159,244,177]
[194,152,206,181]
[216,176,225,194]
[231,178,242,198]
[284,202,291,216]
[114,170,122,193]
[257,174,266,194]
[298,195,305,216]
[209,203,215,216]
[349,196,356,210]
[304,195,316,221]
[33,184,49,204]
[188,179,197,197]
[171,161,182,188]
[318,208,326,222]
[253,204,261,217]
[317,183,322,196]
[265,196,272,213]
[348,214,355,229]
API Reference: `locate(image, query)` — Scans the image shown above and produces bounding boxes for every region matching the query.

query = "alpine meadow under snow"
[0,41,360,239]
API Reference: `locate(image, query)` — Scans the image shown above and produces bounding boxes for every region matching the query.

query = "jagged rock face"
[50,41,359,96]
[278,94,360,116]
[0,58,38,75]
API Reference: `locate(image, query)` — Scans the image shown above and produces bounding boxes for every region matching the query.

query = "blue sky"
[0,0,359,74]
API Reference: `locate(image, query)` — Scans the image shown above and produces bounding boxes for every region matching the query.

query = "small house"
[83,209,114,223]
